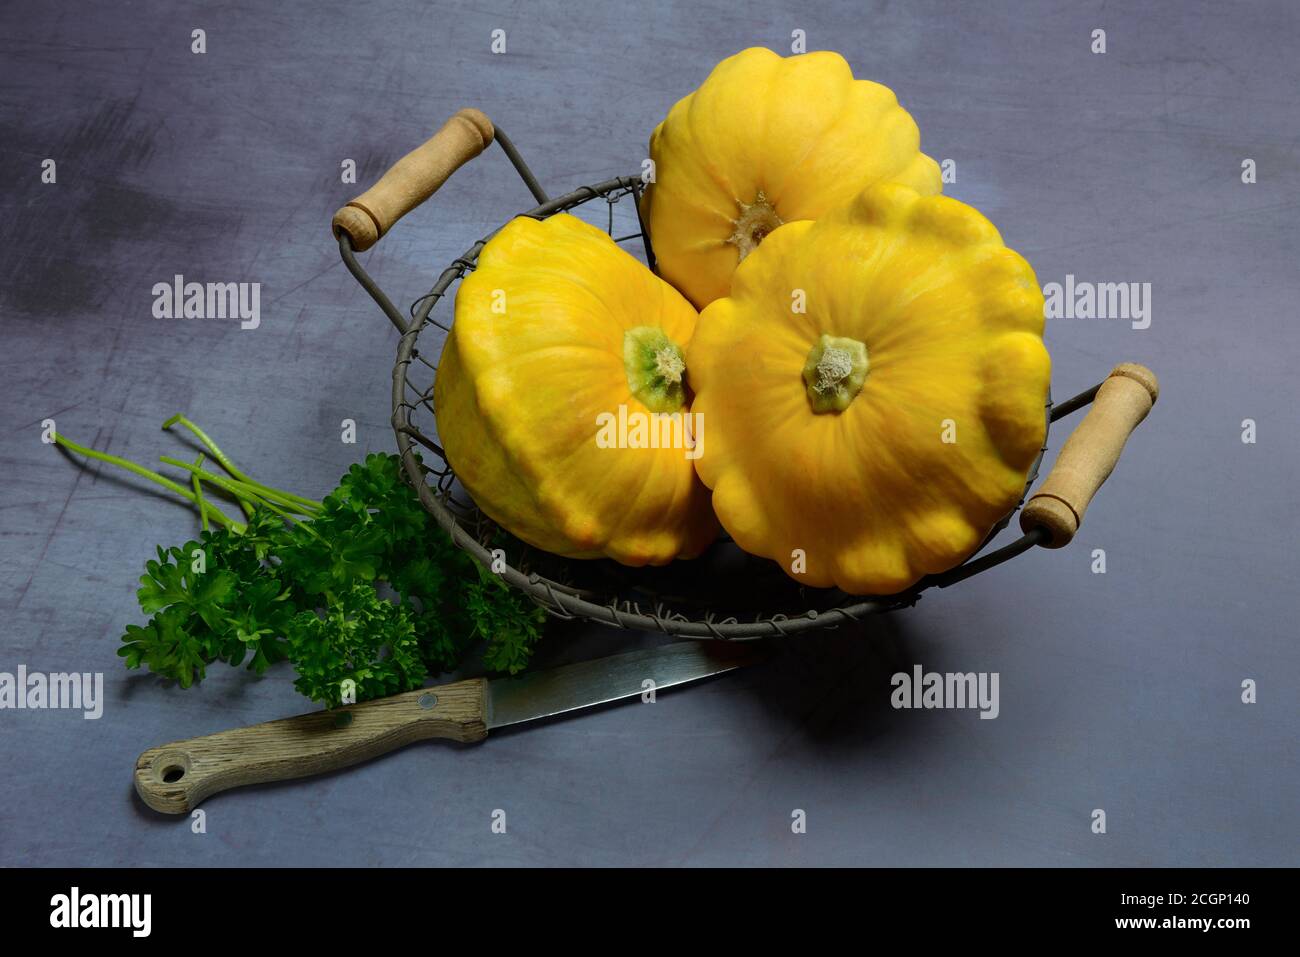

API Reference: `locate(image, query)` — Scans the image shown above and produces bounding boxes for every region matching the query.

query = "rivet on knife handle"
[133,678,489,814]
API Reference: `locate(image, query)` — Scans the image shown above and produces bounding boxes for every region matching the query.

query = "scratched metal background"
[1,0,1297,866]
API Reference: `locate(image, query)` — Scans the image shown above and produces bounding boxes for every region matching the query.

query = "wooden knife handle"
[1020,363,1159,547]
[331,108,495,251]
[134,678,489,814]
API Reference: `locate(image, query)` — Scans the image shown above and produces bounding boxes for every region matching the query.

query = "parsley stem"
[192,454,209,532]
[257,497,324,539]
[159,457,315,517]
[255,481,319,513]
[161,414,244,477]
[162,415,323,511]
[158,452,313,520]
[52,433,240,529]
[158,459,322,543]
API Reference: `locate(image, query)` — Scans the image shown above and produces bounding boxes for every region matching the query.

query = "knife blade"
[488,638,762,729]
[134,640,767,814]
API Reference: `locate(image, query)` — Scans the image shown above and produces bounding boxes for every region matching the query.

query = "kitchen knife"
[134,640,767,813]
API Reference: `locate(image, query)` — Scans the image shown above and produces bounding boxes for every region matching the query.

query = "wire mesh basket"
[332,110,1158,640]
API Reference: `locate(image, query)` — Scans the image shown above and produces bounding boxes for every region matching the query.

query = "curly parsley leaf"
[286,583,427,707]
[119,450,549,705]
[468,563,548,675]
[136,544,238,631]
[119,606,213,689]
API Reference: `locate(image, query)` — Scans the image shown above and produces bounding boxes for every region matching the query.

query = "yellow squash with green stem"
[687,184,1051,595]
[435,213,717,565]
[642,47,942,309]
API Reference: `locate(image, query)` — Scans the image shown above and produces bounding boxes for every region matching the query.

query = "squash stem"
[802,334,870,413]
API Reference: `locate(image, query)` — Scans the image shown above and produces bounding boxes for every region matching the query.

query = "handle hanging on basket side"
[1021,363,1159,547]
[332,108,496,252]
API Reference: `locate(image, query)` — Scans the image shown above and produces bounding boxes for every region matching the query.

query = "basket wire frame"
[338,129,1093,640]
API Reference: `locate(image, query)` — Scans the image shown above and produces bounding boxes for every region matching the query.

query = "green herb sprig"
[55,420,546,706]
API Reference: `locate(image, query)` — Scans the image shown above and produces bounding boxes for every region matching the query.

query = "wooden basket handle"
[331,108,495,251]
[1020,363,1159,548]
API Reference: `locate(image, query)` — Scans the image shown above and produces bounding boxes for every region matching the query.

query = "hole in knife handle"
[151,750,192,786]
[333,711,354,728]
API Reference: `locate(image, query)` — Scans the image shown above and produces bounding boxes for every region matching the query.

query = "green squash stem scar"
[624,326,688,413]
[803,334,869,413]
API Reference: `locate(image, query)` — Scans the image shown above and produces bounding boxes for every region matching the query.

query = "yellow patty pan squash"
[643,46,942,309]
[434,213,718,565]
[687,183,1051,595]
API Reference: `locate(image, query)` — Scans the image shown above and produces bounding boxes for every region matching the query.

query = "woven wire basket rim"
[365,167,1060,640]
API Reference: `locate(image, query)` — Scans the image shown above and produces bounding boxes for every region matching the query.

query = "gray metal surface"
[1,0,1297,867]
[488,641,762,729]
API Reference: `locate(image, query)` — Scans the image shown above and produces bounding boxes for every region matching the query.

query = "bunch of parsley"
[58,421,546,707]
